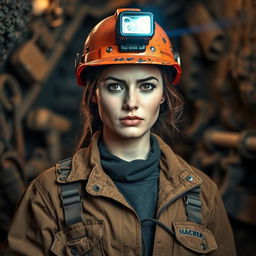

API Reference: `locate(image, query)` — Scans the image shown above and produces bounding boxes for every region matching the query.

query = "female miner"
[8,8,236,256]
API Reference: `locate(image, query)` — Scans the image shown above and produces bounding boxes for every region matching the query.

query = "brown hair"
[77,65,184,149]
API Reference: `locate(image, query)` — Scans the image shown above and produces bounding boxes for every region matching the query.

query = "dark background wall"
[0,0,255,255]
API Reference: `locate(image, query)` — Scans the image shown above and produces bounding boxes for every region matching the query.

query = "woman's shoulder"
[30,148,91,193]
[25,165,59,205]
[33,165,57,186]
[176,154,218,191]
[171,154,222,221]
[156,134,219,193]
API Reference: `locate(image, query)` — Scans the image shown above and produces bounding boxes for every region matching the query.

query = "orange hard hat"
[76,8,181,85]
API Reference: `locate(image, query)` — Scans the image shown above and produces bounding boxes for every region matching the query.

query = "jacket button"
[186,175,193,182]
[92,184,101,192]
[70,246,79,255]
[59,175,67,181]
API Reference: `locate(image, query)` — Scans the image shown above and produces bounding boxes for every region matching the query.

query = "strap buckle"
[184,186,202,224]
[58,157,83,226]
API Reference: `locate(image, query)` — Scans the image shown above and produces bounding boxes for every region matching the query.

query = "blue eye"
[140,83,156,91]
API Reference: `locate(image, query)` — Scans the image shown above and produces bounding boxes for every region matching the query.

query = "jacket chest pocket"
[172,221,218,255]
[51,220,105,256]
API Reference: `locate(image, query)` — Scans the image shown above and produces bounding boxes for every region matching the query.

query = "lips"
[119,116,143,126]
[119,116,143,121]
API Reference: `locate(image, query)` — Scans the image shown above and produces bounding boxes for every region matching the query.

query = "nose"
[122,89,139,111]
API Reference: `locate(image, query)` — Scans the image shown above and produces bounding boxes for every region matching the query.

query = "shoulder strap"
[58,158,83,226]
[184,186,202,224]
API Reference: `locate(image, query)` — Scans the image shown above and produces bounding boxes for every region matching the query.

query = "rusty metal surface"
[178,0,256,229]
[0,0,106,251]
[165,0,256,254]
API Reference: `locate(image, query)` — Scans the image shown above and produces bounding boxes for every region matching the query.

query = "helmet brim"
[76,57,181,86]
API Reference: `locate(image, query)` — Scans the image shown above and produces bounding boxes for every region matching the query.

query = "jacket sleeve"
[8,179,58,256]
[207,184,237,256]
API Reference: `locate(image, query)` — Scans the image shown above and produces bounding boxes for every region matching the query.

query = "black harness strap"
[58,158,202,227]
[184,186,202,224]
[58,158,82,226]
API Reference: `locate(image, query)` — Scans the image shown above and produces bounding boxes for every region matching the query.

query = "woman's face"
[95,64,164,140]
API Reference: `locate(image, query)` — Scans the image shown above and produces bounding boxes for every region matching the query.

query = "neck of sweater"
[98,135,161,183]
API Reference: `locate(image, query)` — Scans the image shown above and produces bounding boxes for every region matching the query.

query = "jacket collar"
[152,134,203,212]
[57,131,202,202]
[155,133,202,186]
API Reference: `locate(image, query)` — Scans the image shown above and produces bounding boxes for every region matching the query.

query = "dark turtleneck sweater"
[98,136,161,256]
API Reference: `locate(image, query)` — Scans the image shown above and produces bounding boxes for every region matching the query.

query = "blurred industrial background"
[0,0,255,255]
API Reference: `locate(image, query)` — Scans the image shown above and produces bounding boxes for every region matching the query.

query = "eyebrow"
[103,77,125,83]
[103,76,159,83]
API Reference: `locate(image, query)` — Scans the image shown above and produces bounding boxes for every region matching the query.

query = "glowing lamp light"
[120,15,153,36]
[117,11,154,52]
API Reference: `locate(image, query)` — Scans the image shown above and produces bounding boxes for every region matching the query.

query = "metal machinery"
[178,1,256,254]
[180,0,256,225]
[0,0,255,255]
[0,0,133,252]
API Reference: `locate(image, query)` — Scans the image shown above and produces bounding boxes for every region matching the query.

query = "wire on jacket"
[141,218,175,237]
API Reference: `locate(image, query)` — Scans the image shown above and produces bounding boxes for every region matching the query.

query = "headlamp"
[117,10,154,52]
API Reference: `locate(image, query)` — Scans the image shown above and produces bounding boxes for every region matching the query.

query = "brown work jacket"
[8,132,236,255]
